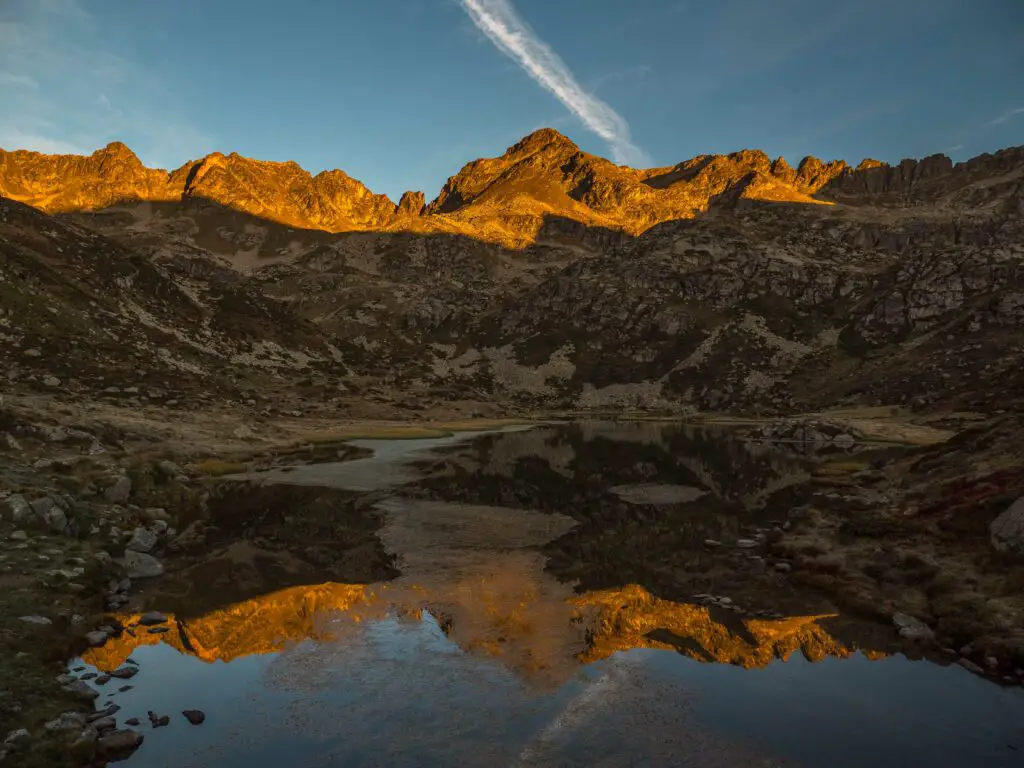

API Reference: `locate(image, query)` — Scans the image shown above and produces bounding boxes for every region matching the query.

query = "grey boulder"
[990,497,1024,555]
[122,550,164,579]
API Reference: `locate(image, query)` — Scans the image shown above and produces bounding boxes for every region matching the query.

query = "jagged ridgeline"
[1,131,1022,412]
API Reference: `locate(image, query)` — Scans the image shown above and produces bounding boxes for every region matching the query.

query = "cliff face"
[0,142,178,211]
[0,143,398,233]
[12,129,1003,247]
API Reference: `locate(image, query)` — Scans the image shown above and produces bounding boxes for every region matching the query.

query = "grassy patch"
[307,419,535,444]
[820,460,871,473]
[192,458,249,476]
[431,418,535,432]
[308,426,452,442]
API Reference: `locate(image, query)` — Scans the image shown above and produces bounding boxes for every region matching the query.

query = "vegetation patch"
[192,458,250,476]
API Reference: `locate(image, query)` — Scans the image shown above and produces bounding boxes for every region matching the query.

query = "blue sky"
[1,0,1022,201]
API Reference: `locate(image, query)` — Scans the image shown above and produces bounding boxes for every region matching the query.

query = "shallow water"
[72,422,1024,767]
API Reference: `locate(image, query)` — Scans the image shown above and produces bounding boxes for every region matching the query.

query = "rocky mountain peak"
[396,190,426,217]
[94,141,139,161]
[506,128,580,158]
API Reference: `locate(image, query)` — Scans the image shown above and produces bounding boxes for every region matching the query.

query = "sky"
[1,0,1022,201]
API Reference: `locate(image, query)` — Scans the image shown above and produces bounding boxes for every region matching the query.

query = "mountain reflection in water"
[73,423,1024,768]
[84,582,859,680]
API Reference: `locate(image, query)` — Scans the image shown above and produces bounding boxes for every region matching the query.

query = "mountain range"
[1,129,1022,416]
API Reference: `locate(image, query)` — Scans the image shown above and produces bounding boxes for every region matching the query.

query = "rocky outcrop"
[818,146,1024,207]
[395,190,426,217]
[991,497,1024,555]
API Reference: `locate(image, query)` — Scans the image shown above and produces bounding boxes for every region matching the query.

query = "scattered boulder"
[91,716,117,732]
[63,680,100,700]
[19,615,52,626]
[156,460,181,478]
[44,712,86,732]
[104,475,132,504]
[5,494,32,523]
[96,729,143,760]
[958,657,986,675]
[126,526,158,553]
[123,550,164,579]
[30,497,71,535]
[893,612,935,641]
[182,710,205,725]
[85,630,109,647]
[990,497,1024,556]
[138,611,168,626]
[87,705,121,722]
[3,729,29,748]
[109,665,139,680]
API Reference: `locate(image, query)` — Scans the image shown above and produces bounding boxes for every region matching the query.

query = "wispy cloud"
[984,106,1024,127]
[457,0,650,166]
[0,0,211,165]
[0,71,37,89]
[946,144,964,152]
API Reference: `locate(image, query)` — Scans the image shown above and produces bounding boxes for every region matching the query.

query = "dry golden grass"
[820,460,872,473]
[306,419,535,444]
[193,458,249,476]
[431,418,535,431]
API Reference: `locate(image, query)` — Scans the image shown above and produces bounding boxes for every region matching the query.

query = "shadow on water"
[71,422,1024,767]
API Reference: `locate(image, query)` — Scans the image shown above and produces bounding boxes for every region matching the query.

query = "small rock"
[718,597,733,605]
[148,626,169,634]
[43,375,61,388]
[63,680,99,699]
[87,704,121,721]
[774,562,792,573]
[156,460,181,478]
[103,476,132,504]
[109,666,138,680]
[138,611,168,626]
[958,658,986,675]
[122,550,164,579]
[182,710,205,725]
[3,729,29,748]
[95,675,111,685]
[735,539,758,549]
[703,539,723,548]
[85,630,109,647]
[990,497,1024,555]
[19,615,52,625]
[147,711,170,728]
[892,613,935,641]
[96,729,144,760]
[9,530,26,541]
[124,718,140,727]
[126,526,158,553]
[45,712,87,732]
[118,685,133,693]
[91,716,116,732]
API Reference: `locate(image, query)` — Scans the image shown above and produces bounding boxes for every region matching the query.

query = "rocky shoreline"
[1,404,1022,765]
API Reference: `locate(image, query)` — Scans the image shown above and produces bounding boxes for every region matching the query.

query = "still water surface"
[72,423,1024,767]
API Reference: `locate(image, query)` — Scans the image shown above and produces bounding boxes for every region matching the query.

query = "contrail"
[458,0,650,167]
